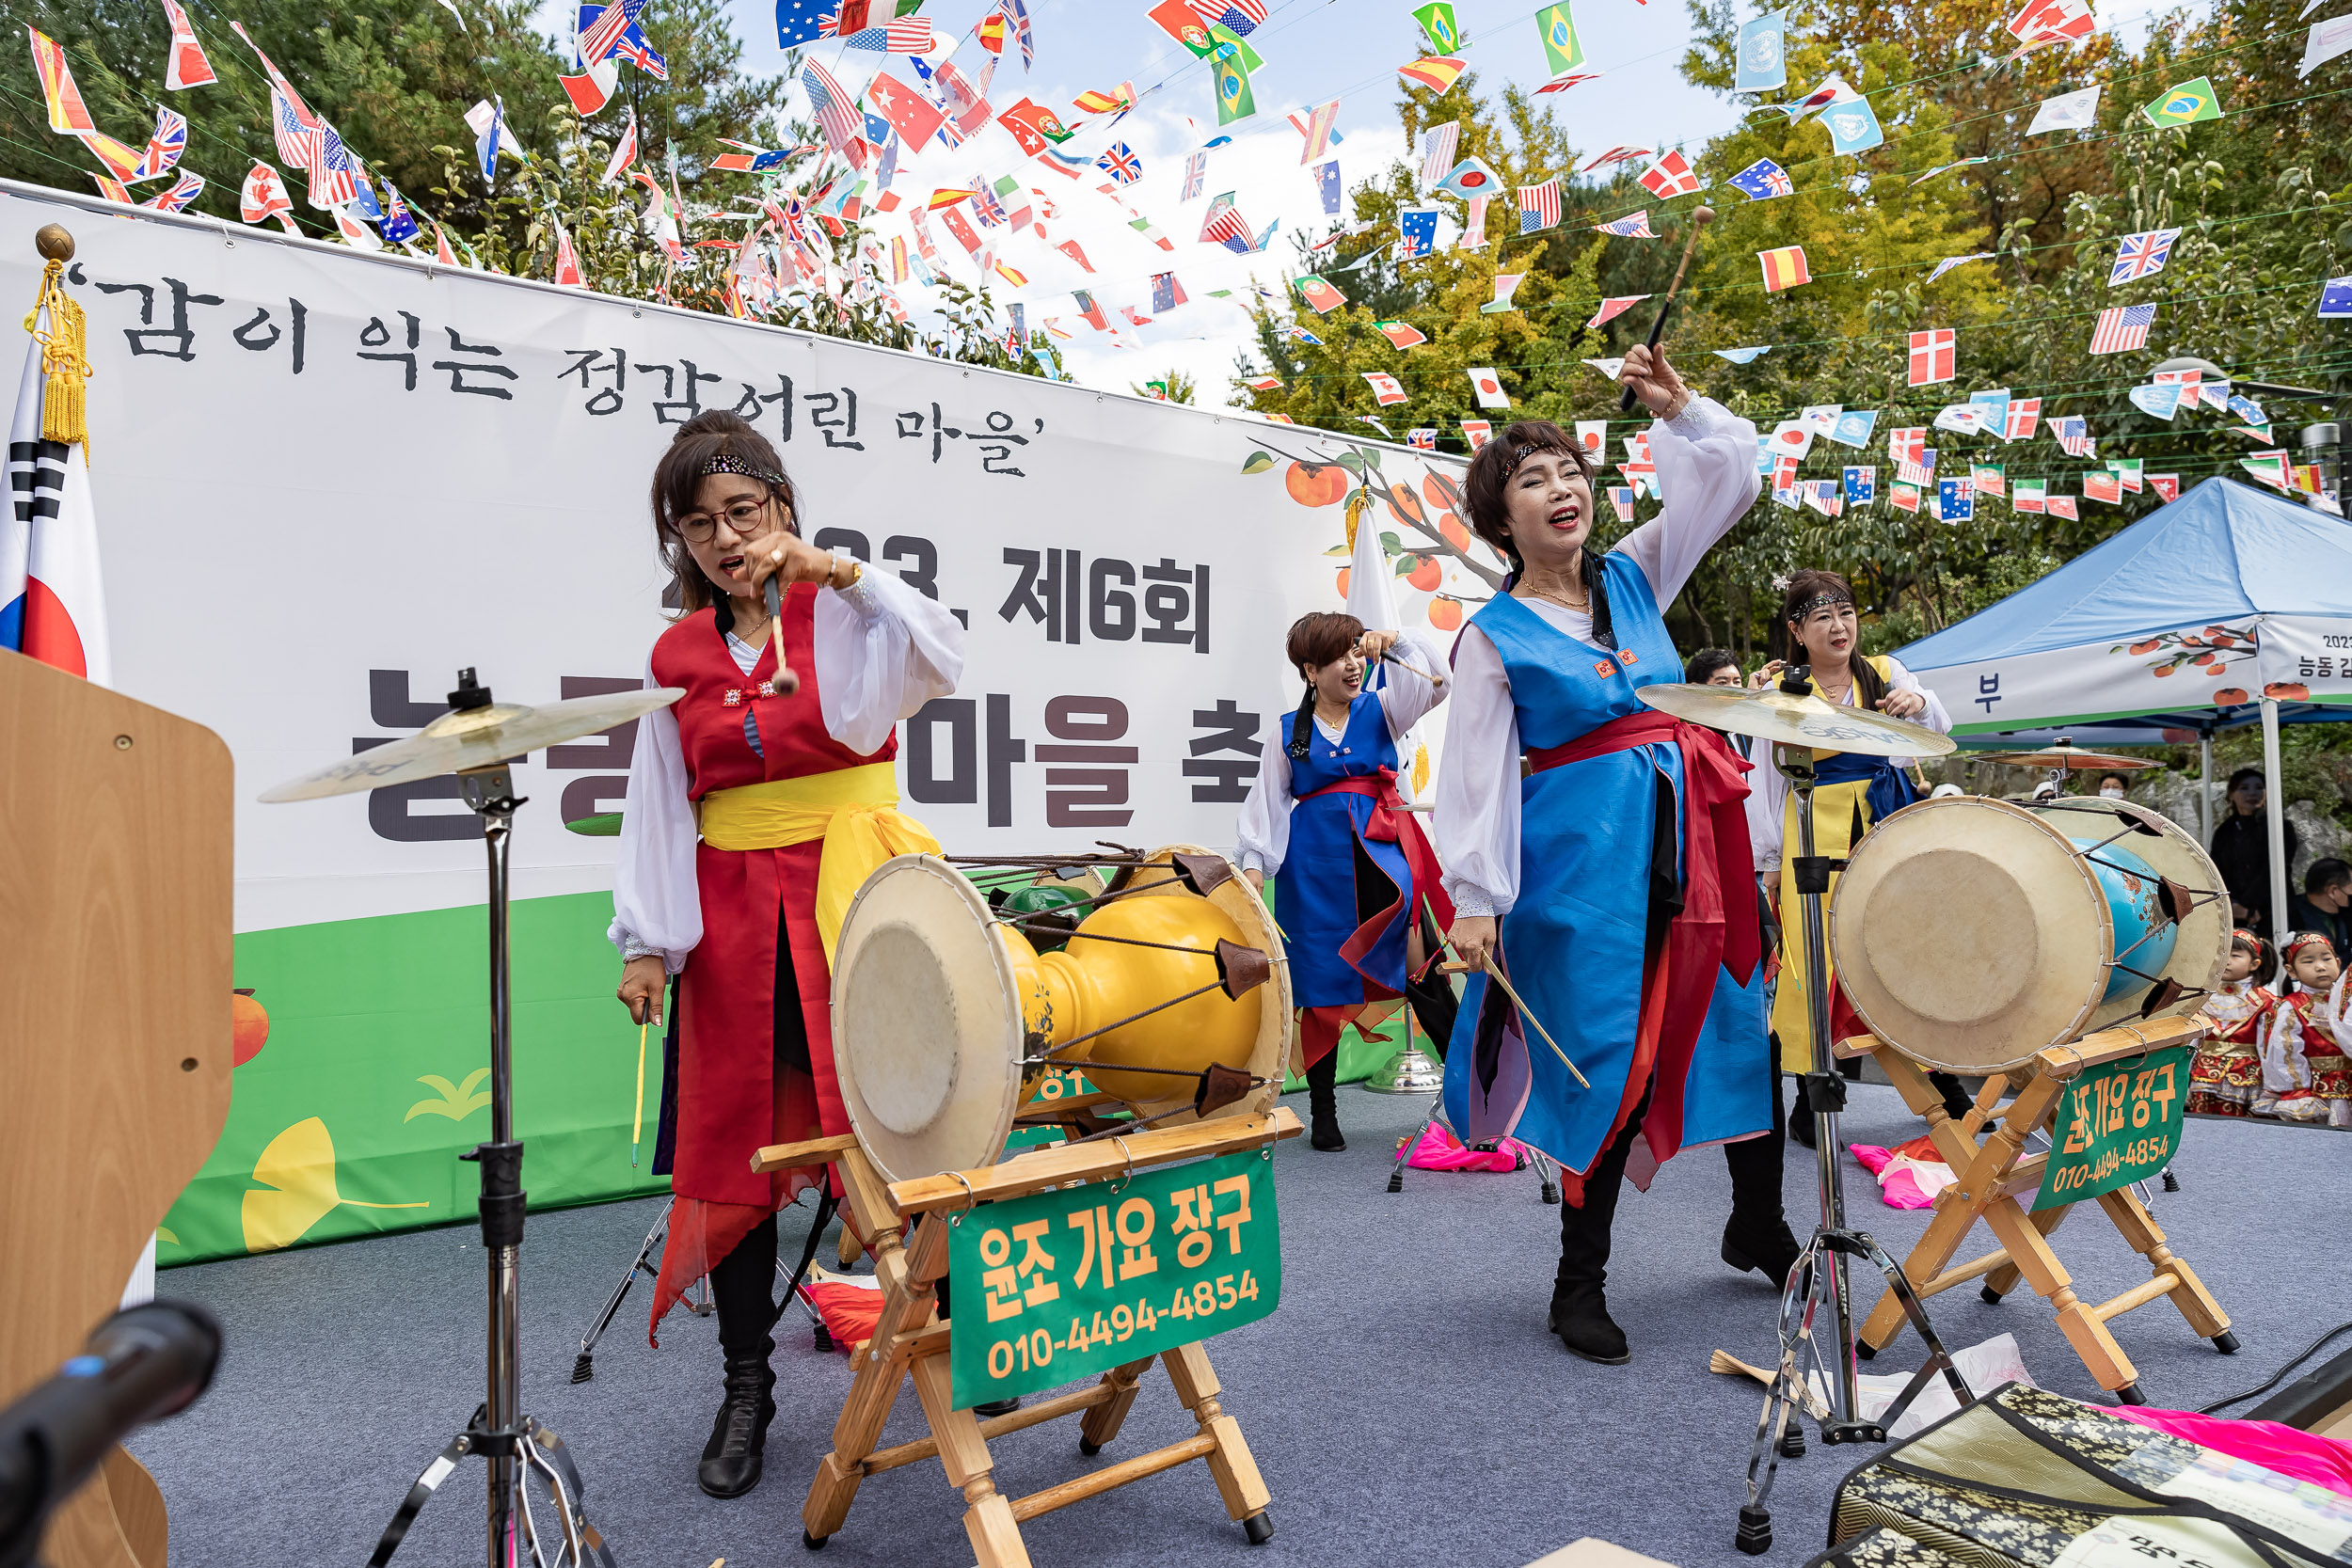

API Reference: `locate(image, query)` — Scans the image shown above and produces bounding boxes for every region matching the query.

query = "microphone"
[0,1302,222,1568]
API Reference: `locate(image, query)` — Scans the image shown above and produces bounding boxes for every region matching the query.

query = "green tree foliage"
[1235,0,2352,665]
[1,0,1034,368]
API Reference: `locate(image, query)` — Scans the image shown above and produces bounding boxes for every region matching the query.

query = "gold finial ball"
[1692,205,1717,227]
[34,223,74,262]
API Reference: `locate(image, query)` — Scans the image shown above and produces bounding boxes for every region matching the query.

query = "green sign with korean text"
[948,1149,1280,1409]
[2034,1045,2190,1211]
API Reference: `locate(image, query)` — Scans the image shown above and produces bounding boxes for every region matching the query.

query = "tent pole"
[2261,697,2289,941]
[2199,734,2213,845]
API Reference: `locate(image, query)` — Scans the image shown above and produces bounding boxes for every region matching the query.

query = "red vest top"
[648,587,897,799]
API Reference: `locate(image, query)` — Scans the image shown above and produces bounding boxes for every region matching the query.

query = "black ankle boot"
[1306,1052,1344,1150]
[1721,1212,1804,1291]
[697,1340,777,1498]
[1547,1281,1629,1365]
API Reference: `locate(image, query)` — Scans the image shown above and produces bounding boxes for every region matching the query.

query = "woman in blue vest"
[1436,344,1791,1366]
[1237,612,1454,1150]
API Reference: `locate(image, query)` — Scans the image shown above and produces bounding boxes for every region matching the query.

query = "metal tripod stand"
[368,759,613,1568]
[1734,736,1971,1556]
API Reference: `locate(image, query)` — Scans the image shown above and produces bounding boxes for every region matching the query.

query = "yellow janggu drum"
[1828,795,2232,1073]
[827,846,1292,1184]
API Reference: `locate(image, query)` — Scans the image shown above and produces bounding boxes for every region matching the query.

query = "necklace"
[1524,579,1592,612]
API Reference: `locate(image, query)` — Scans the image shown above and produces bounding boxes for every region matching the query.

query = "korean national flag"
[2320,276,2352,319]
[1315,159,1342,215]
[1938,478,1975,521]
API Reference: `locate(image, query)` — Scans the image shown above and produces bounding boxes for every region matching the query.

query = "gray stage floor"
[130,1083,2341,1568]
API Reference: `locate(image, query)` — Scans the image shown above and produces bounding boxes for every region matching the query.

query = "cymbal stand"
[369,731,613,1568]
[1734,725,1971,1556]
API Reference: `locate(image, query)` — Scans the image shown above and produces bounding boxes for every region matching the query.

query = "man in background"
[2290,859,2350,961]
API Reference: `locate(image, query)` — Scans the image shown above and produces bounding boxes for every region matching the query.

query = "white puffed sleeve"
[1234,728,1294,878]
[812,565,967,755]
[609,656,702,973]
[1376,626,1452,738]
[1434,623,1519,917]
[1613,397,1762,610]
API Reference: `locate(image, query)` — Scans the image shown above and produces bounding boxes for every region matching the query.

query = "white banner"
[0,184,1494,936]
[1914,612,2352,734]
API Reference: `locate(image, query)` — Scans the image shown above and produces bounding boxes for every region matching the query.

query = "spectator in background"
[2095,771,2130,800]
[1684,649,1753,761]
[2211,767,2299,938]
[2289,860,2351,961]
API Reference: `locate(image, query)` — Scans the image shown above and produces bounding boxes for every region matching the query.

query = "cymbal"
[1976,743,2158,771]
[1636,682,1958,759]
[260,688,683,802]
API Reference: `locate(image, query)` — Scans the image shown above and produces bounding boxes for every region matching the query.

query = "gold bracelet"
[829,554,863,592]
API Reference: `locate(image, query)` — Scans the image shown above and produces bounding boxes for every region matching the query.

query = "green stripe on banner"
[164,893,666,1267]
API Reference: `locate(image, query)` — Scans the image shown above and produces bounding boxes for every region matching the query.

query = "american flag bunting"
[2089,303,2156,354]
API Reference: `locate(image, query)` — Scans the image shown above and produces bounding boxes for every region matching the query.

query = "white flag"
[2026,86,2101,135]
[2300,13,2352,77]
[1344,489,1400,635]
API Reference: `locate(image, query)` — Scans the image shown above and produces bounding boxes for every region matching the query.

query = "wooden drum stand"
[755,1109,1298,1567]
[1841,1015,2236,1404]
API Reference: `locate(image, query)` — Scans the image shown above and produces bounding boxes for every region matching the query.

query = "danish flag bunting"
[1907,327,1957,386]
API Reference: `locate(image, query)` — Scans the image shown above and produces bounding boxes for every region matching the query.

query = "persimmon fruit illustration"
[1407,557,1442,590]
[2214,688,2249,705]
[2265,682,2311,701]
[1428,596,1463,632]
[231,989,270,1068]
[1286,462,1348,506]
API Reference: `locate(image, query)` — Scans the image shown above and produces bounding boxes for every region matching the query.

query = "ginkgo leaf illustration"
[405,1068,493,1122]
[155,1227,179,1246]
[241,1117,428,1253]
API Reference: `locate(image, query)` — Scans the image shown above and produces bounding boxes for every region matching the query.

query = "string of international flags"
[12,0,2352,500]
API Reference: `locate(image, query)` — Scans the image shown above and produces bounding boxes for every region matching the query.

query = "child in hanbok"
[2186,930,2276,1117]
[2257,931,2348,1126]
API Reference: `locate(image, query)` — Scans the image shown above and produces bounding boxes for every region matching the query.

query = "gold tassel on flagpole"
[24,225,91,453]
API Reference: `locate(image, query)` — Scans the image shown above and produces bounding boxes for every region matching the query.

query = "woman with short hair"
[1236,610,1453,1149]
[1435,345,1789,1366]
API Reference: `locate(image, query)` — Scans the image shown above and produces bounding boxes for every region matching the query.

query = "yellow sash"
[698,761,941,966]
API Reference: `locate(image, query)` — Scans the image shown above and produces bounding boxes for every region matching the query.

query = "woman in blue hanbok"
[1237,612,1453,1150]
[1436,345,1793,1366]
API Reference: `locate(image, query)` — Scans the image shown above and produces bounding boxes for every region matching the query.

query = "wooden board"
[0,651,235,1568]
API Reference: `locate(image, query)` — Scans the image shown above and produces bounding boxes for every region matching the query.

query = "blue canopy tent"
[1896,477,2352,936]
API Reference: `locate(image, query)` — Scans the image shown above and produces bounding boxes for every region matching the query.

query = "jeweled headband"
[703,451,789,486]
[1788,588,1853,621]
[2281,930,2336,960]
[1499,442,1588,483]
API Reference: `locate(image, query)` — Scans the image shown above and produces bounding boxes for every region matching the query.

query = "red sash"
[1295,768,1457,934]
[1291,768,1456,1069]
[1524,710,1760,1186]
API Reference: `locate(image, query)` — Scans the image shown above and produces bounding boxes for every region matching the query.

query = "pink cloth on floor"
[1406,1122,1527,1172]
[2109,1406,2352,1498]
[1849,1134,1954,1211]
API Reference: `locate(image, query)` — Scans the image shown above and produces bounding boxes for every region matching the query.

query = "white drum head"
[831,854,1025,1185]
[1830,797,2110,1073]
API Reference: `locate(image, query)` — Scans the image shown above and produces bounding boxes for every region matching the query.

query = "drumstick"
[1440,949,1590,1088]
[1381,649,1446,686]
[630,1020,648,1168]
[761,575,802,695]
[1617,205,1715,413]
